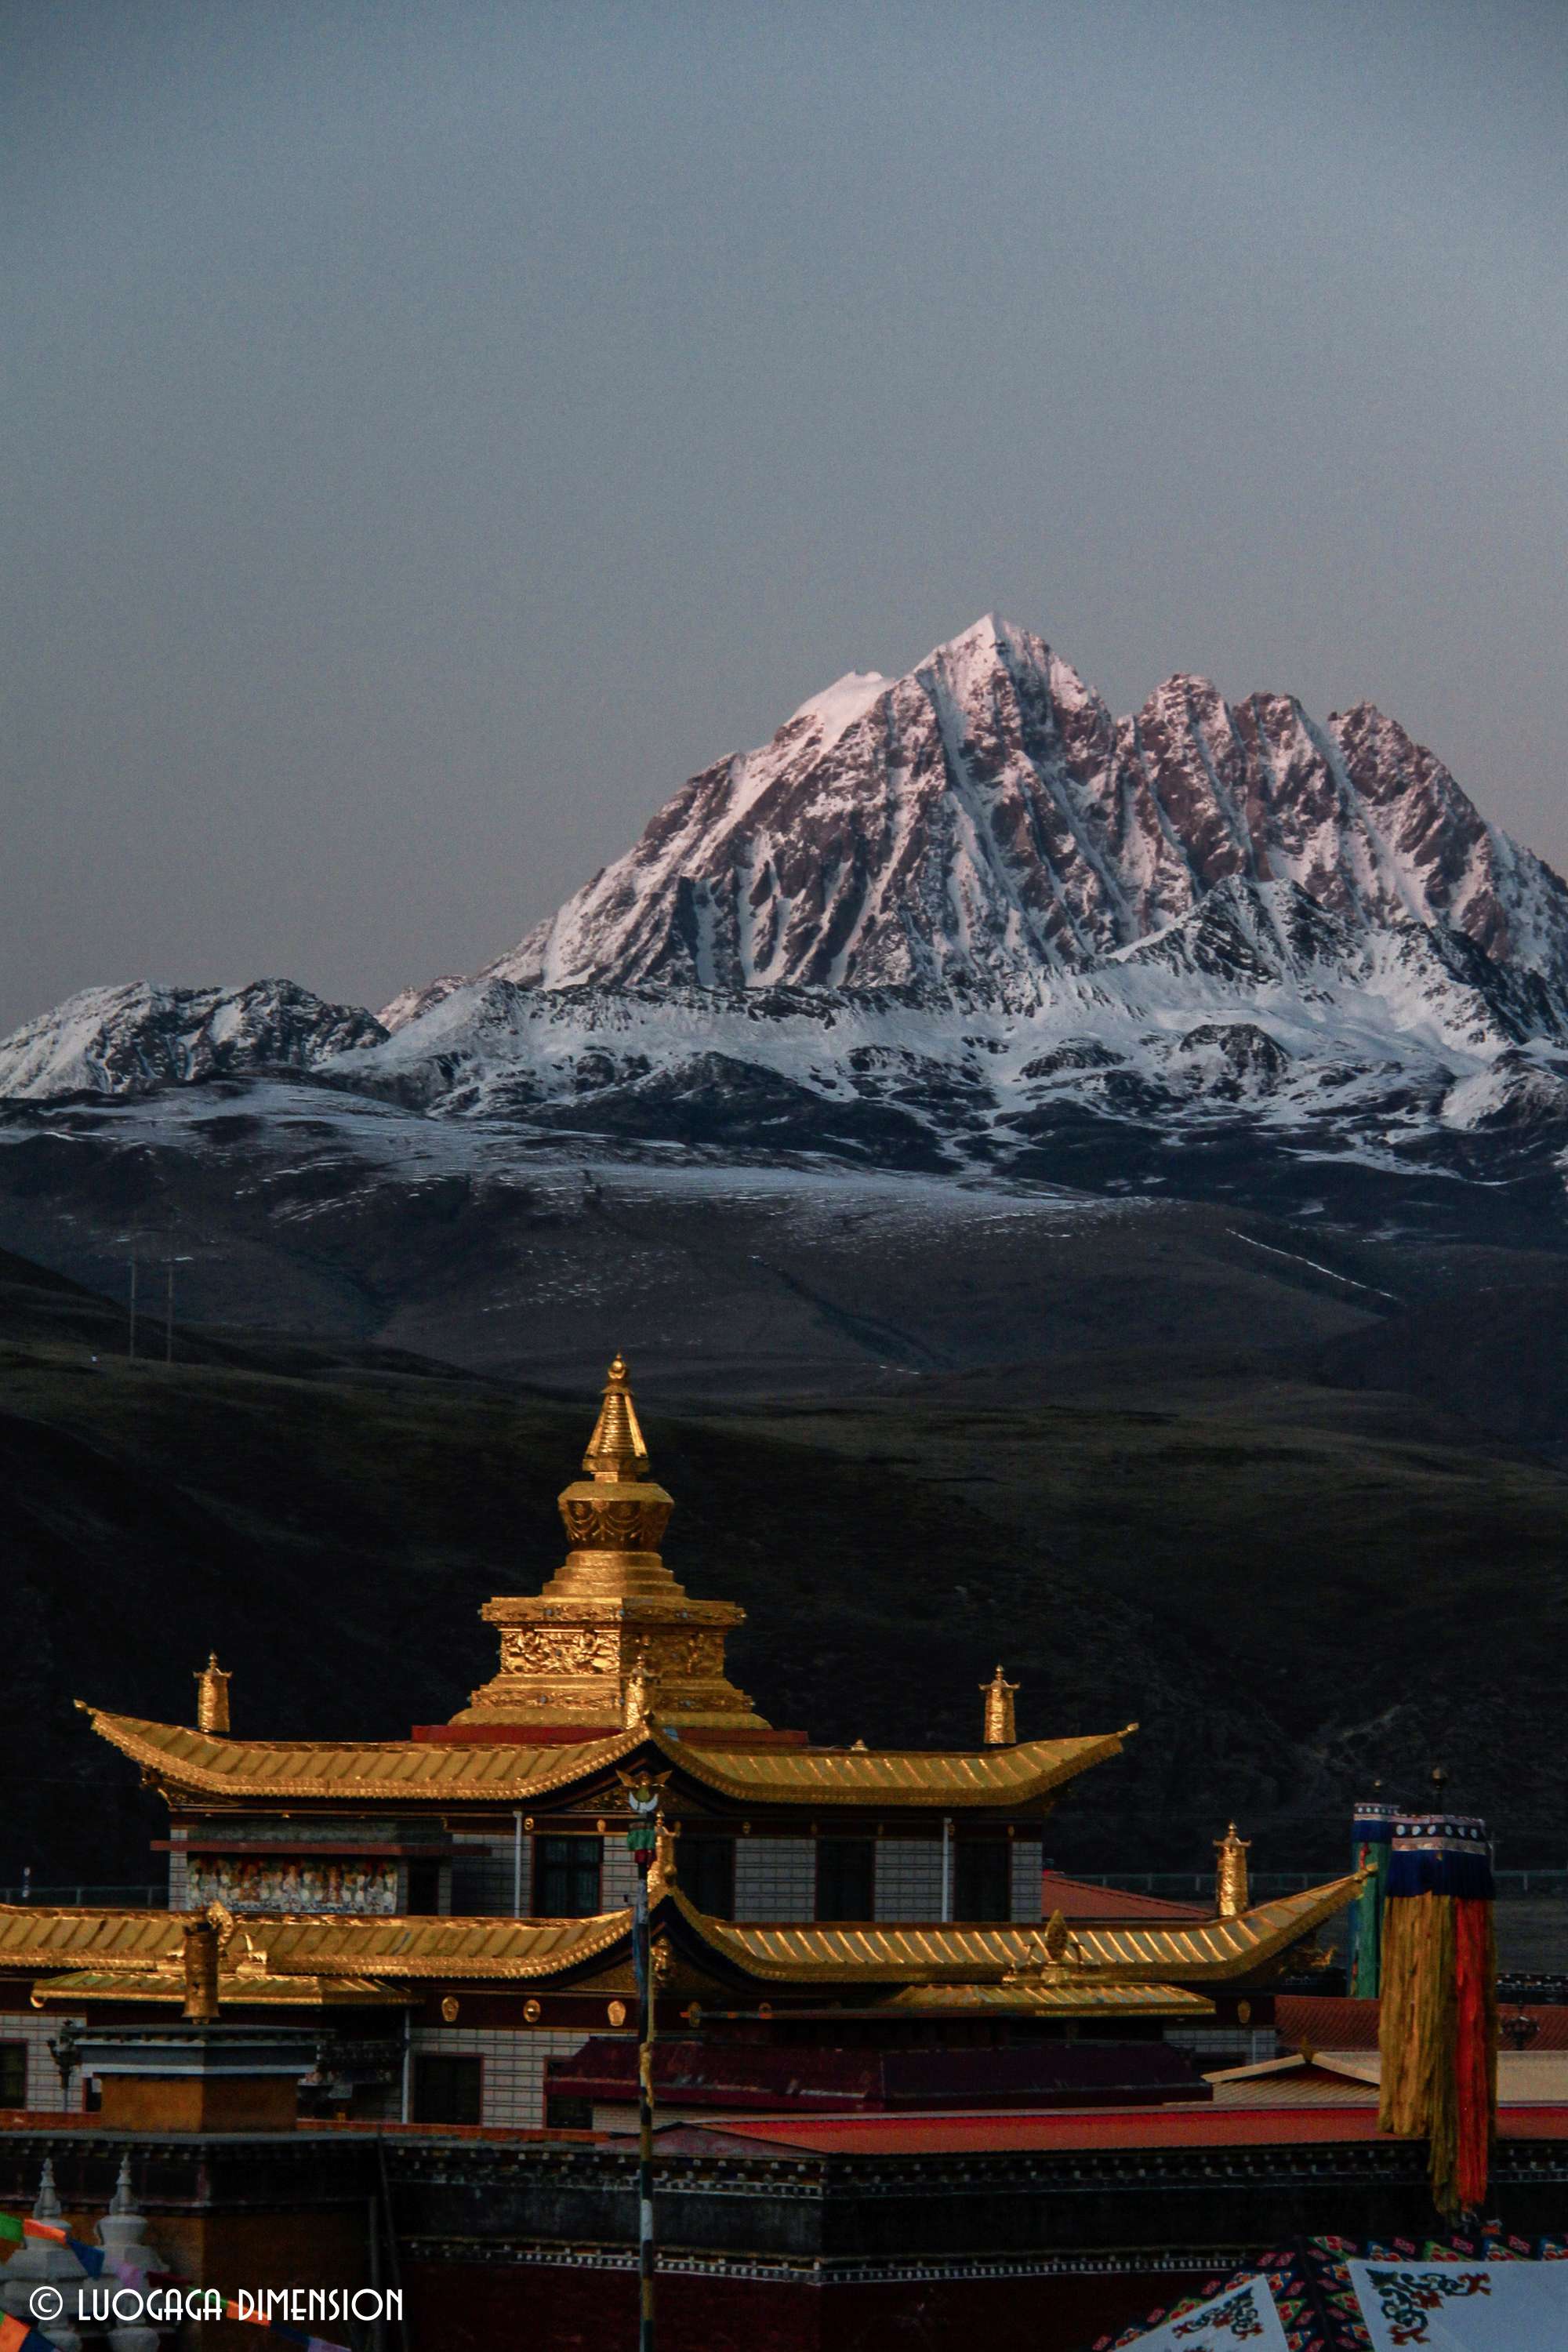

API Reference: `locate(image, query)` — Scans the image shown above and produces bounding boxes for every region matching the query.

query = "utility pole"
[128,1261,136,1363]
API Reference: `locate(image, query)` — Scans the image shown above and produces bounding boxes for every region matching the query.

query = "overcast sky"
[2,1,1565,1031]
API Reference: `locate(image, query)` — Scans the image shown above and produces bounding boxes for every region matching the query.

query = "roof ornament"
[194,1653,230,1736]
[183,1915,221,2021]
[1214,1823,1251,1919]
[583,1352,652,1483]
[981,1665,1018,1747]
[1004,1908,1084,1984]
[623,1653,656,1731]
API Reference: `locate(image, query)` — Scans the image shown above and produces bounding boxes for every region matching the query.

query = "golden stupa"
[452,1354,768,1731]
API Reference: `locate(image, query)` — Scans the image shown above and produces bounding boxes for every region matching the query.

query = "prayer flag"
[1378,1813,1497,2216]
[0,2318,56,2352]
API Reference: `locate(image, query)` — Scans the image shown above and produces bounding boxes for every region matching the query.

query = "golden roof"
[0,1907,183,1969]
[0,1875,1359,1998]
[883,1980,1213,2018]
[692,1875,1365,1985]
[262,1912,630,1980]
[79,1709,1133,1811]
[28,1969,405,2009]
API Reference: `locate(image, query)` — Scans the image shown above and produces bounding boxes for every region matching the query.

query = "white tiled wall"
[1167,2025,1278,2063]
[1011,1839,1044,1922]
[410,2024,592,2129]
[733,1838,815,1922]
[450,1834,523,1918]
[601,1841,639,1913]
[874,1838,943,1922]
[0,2013,87,2114]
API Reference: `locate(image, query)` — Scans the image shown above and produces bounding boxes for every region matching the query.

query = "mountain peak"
[487,617,1568,1001]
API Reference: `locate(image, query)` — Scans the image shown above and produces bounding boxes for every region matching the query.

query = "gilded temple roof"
[697,1876,1366,1984]
[79,1708,1133,1811]
[28,1969,406,2008]
[0,1873,1357,2004]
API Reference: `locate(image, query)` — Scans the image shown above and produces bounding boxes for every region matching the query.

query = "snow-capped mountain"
[477,615,1568,1006]
[0,980,385,1101]
[5,616,1568,1198]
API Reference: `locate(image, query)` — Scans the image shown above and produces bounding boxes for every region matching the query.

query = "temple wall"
[409,2022,583,2130]
[0,2012,88,2114]
[451,1833,522,1917]
[1011,1840,1044,1922]
[601,1842,640,1912]
[874,1838,942,1922]
[734,1838,815,1922]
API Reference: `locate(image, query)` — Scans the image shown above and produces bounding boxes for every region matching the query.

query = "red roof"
[1278,1992,1568,2055]
[657,2103,1568,2158]
[1040,1871,1208,1922]
[546,2037,1207,2114]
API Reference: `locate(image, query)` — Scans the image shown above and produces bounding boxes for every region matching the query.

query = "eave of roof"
[28,1969,406,2008]
[78,1708,1133,1811]
[690,1875,1367,1984]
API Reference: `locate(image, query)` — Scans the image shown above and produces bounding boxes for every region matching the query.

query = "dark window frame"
[533,1834,604,1918]
[681,1835,735,1920]
[0,2043,25,2110]
[954,1838,1011,1922]
[815,1836,876,1922]
[413,2053,482,2127]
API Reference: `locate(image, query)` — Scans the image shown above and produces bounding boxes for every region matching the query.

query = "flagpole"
[625,1775,660,2352]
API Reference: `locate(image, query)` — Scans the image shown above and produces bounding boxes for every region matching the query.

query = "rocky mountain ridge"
[474,615,1568,1005]
[4,617,1568,1200]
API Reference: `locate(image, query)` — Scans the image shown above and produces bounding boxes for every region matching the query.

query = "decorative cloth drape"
[1349,1801,1396,1997]
[1377,1813,1497,2216]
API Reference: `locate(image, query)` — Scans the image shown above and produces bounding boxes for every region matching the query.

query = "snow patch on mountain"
[0,981,387,1100]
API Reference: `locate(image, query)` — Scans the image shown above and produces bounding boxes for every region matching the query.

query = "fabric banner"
[1377,1814,1497,2216]
[1348,2258,1568,2348]
[1350,1801,1397,1998]
[1103,2275,1289,2347]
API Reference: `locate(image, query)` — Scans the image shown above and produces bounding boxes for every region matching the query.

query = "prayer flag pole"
[626,1775,660,2352]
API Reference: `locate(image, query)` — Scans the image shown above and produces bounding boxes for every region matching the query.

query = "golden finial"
[1214,1822,1251,1918]
[194,1653,230,1736]
[1004,1909,1083,1984]
[583,1353,652,1483]
[623,1653,655,1730]
[982,1664,1018,1746]
[652,1812,678,1894]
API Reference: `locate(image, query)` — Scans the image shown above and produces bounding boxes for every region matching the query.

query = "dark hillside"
[3,1251,1566,1888]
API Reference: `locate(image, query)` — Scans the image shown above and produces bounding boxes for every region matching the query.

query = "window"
[954,1840,1011,1922]
[815,1838,875,1922]
[534,1835,604,1918]
[405,1860,441,1916]
[681,1837,734,1920]
[414,2054,482,2126]
[0,2045,25,2109]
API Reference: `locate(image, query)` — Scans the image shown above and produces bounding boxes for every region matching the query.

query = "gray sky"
[2,1,1565,1033]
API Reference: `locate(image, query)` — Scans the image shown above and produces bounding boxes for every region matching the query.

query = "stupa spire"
[583,1353,651,1483]
[453,1349,765,1732]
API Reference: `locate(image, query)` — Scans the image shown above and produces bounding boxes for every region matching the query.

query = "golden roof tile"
[28,1969,406,2008]
[0,1907,183,1968]
[883,1979,1213,2017]
[261,1911,632,1980]
[691,1875,1365,1984]
[79,1708,1133,1810]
